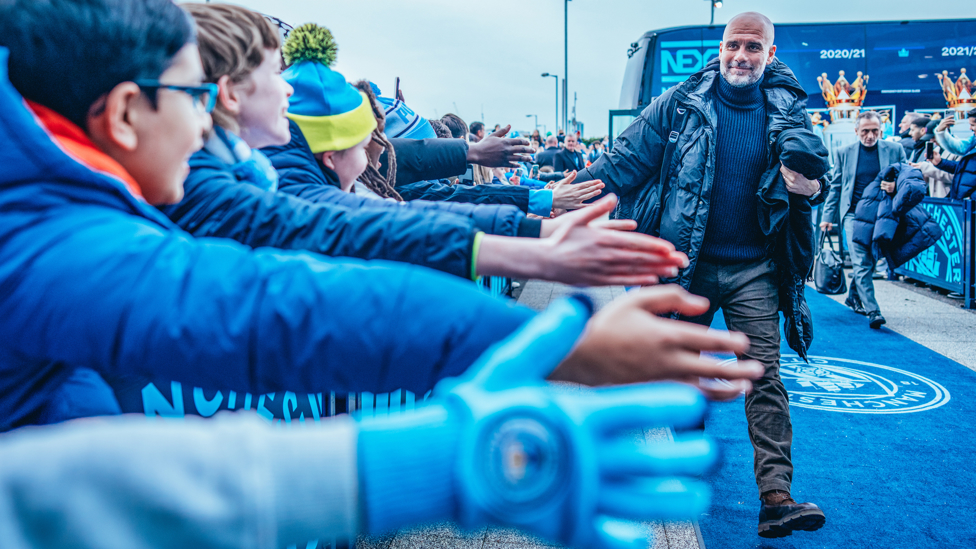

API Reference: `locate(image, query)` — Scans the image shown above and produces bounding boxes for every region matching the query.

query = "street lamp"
[564,0,570,134]
[526,114,539,133]
[541,73,559,133]
[706,0,723,25]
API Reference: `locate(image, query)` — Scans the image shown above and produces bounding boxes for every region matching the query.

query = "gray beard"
[721,63,765,87]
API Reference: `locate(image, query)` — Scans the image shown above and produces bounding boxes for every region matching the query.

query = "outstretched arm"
[0,414,360,549]
[575,98,670,198]
[478,195,688,287]
[0,296,760,549]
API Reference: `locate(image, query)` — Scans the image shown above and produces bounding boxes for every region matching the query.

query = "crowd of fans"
[896,109,976,200]
[817,107,976,326]
[0,1,769,548]
[429,113,612,210]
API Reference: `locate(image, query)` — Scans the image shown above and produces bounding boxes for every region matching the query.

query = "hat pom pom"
[283,23,338,67]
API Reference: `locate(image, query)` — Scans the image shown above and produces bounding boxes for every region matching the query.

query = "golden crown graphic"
[936,68,974,111]
[817,70,869,109]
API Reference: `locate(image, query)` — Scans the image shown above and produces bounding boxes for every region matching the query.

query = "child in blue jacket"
[0,0,759,431]
[168,6,682,289]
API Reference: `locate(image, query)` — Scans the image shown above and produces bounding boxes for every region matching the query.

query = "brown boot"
[761,490,796,506]
[758,490,825,538]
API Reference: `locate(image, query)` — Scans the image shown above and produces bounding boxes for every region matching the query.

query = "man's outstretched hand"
[551,285,763,400]
[550,170,605,210]
[467,124,534,167]
[477,195,686,286]
[534,195,689,286]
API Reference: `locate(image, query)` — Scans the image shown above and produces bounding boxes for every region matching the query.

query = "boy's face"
[236,48,293,149]
[319,134,372,192]
[92,44,210,205]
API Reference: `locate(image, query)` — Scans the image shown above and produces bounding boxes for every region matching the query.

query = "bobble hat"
[282,23,376,153]
[369,82,436,140]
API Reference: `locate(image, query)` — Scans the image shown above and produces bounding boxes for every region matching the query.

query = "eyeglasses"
[263,14,294,43]
[134,80,218,113]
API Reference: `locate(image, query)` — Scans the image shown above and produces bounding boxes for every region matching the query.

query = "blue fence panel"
[896,198,975,309]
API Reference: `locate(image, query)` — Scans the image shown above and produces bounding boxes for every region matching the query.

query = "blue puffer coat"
[383,137,532,211]
[263,121,540,238]
[936,140,976,201]
[0,50,533,432]
[397,178,533,209]
[852,164,943,268]
[159,144,478,280]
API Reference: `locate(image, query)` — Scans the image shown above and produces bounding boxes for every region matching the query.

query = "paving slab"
[820,273,976,372]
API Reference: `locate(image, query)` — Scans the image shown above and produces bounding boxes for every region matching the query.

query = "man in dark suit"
[554,133,586,172]
[822,110,907,329]
[535,135,560,168]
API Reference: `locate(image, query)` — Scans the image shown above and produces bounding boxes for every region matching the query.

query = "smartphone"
[925,141,934,160]
[394,77,401,102]
[944,109,955,120]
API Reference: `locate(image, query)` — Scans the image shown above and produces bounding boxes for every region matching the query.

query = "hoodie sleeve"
[0,211,535,400]
[261,129,531,238]
[0,414,360,549]
[383,138,468,185]
[935,129,972,157]
[159,161,476,280]
[395,178,531,212]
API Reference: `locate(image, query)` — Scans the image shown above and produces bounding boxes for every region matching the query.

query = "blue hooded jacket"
[0,49,533,432]
[159,131,480,280]
[936,139,976,201]
[262,121,543,238]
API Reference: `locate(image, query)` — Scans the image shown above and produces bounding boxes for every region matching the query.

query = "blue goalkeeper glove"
[357,295,716,549]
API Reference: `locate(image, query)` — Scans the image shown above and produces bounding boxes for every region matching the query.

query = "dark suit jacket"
[553,148,585,172]
[535,146,560,167]
[823,140,907,224]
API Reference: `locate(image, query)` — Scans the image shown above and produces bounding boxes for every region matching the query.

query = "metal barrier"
[895,198,975,309]
[477,275,512,298]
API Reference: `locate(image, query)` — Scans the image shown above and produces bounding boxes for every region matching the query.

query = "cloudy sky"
[230,0,973,136]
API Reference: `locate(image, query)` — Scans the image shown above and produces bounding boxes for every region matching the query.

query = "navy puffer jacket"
[263,121,537,237]
[397,178,531,211]
[936,140,976,200]
[160,147,477,279]
[0,51,534,432]
[853,164,943,268]
[382,137,531,211]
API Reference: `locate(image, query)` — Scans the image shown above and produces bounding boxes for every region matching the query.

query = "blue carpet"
[698,287,976,548]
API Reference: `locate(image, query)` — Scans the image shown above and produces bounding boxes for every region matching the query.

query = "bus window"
[619,35,651,110]
[866,20,974,112]
[769,23,867,109]
[651,28,715,98]
[633,20,976,120]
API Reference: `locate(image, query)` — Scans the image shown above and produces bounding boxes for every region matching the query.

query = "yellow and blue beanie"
[282,24,376,154]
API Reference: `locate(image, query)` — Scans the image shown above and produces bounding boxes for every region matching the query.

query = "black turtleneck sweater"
[851,142,880,211]
[700,75,768,264]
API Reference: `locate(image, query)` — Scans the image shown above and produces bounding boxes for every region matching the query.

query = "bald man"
[577,12,827,538]
[535,134,561,168]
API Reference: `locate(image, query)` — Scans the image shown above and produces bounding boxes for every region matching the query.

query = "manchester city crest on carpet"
[721,355,951,414]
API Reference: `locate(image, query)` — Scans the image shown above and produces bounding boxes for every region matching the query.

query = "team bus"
[612,18,976,137]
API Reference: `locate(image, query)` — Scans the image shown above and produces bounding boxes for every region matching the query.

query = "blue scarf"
[205,126,279,192]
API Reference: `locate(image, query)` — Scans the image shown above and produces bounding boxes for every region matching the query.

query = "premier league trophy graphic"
[818,70,871,158]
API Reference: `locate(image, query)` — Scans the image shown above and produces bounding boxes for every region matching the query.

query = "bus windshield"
[630,19,976,118]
